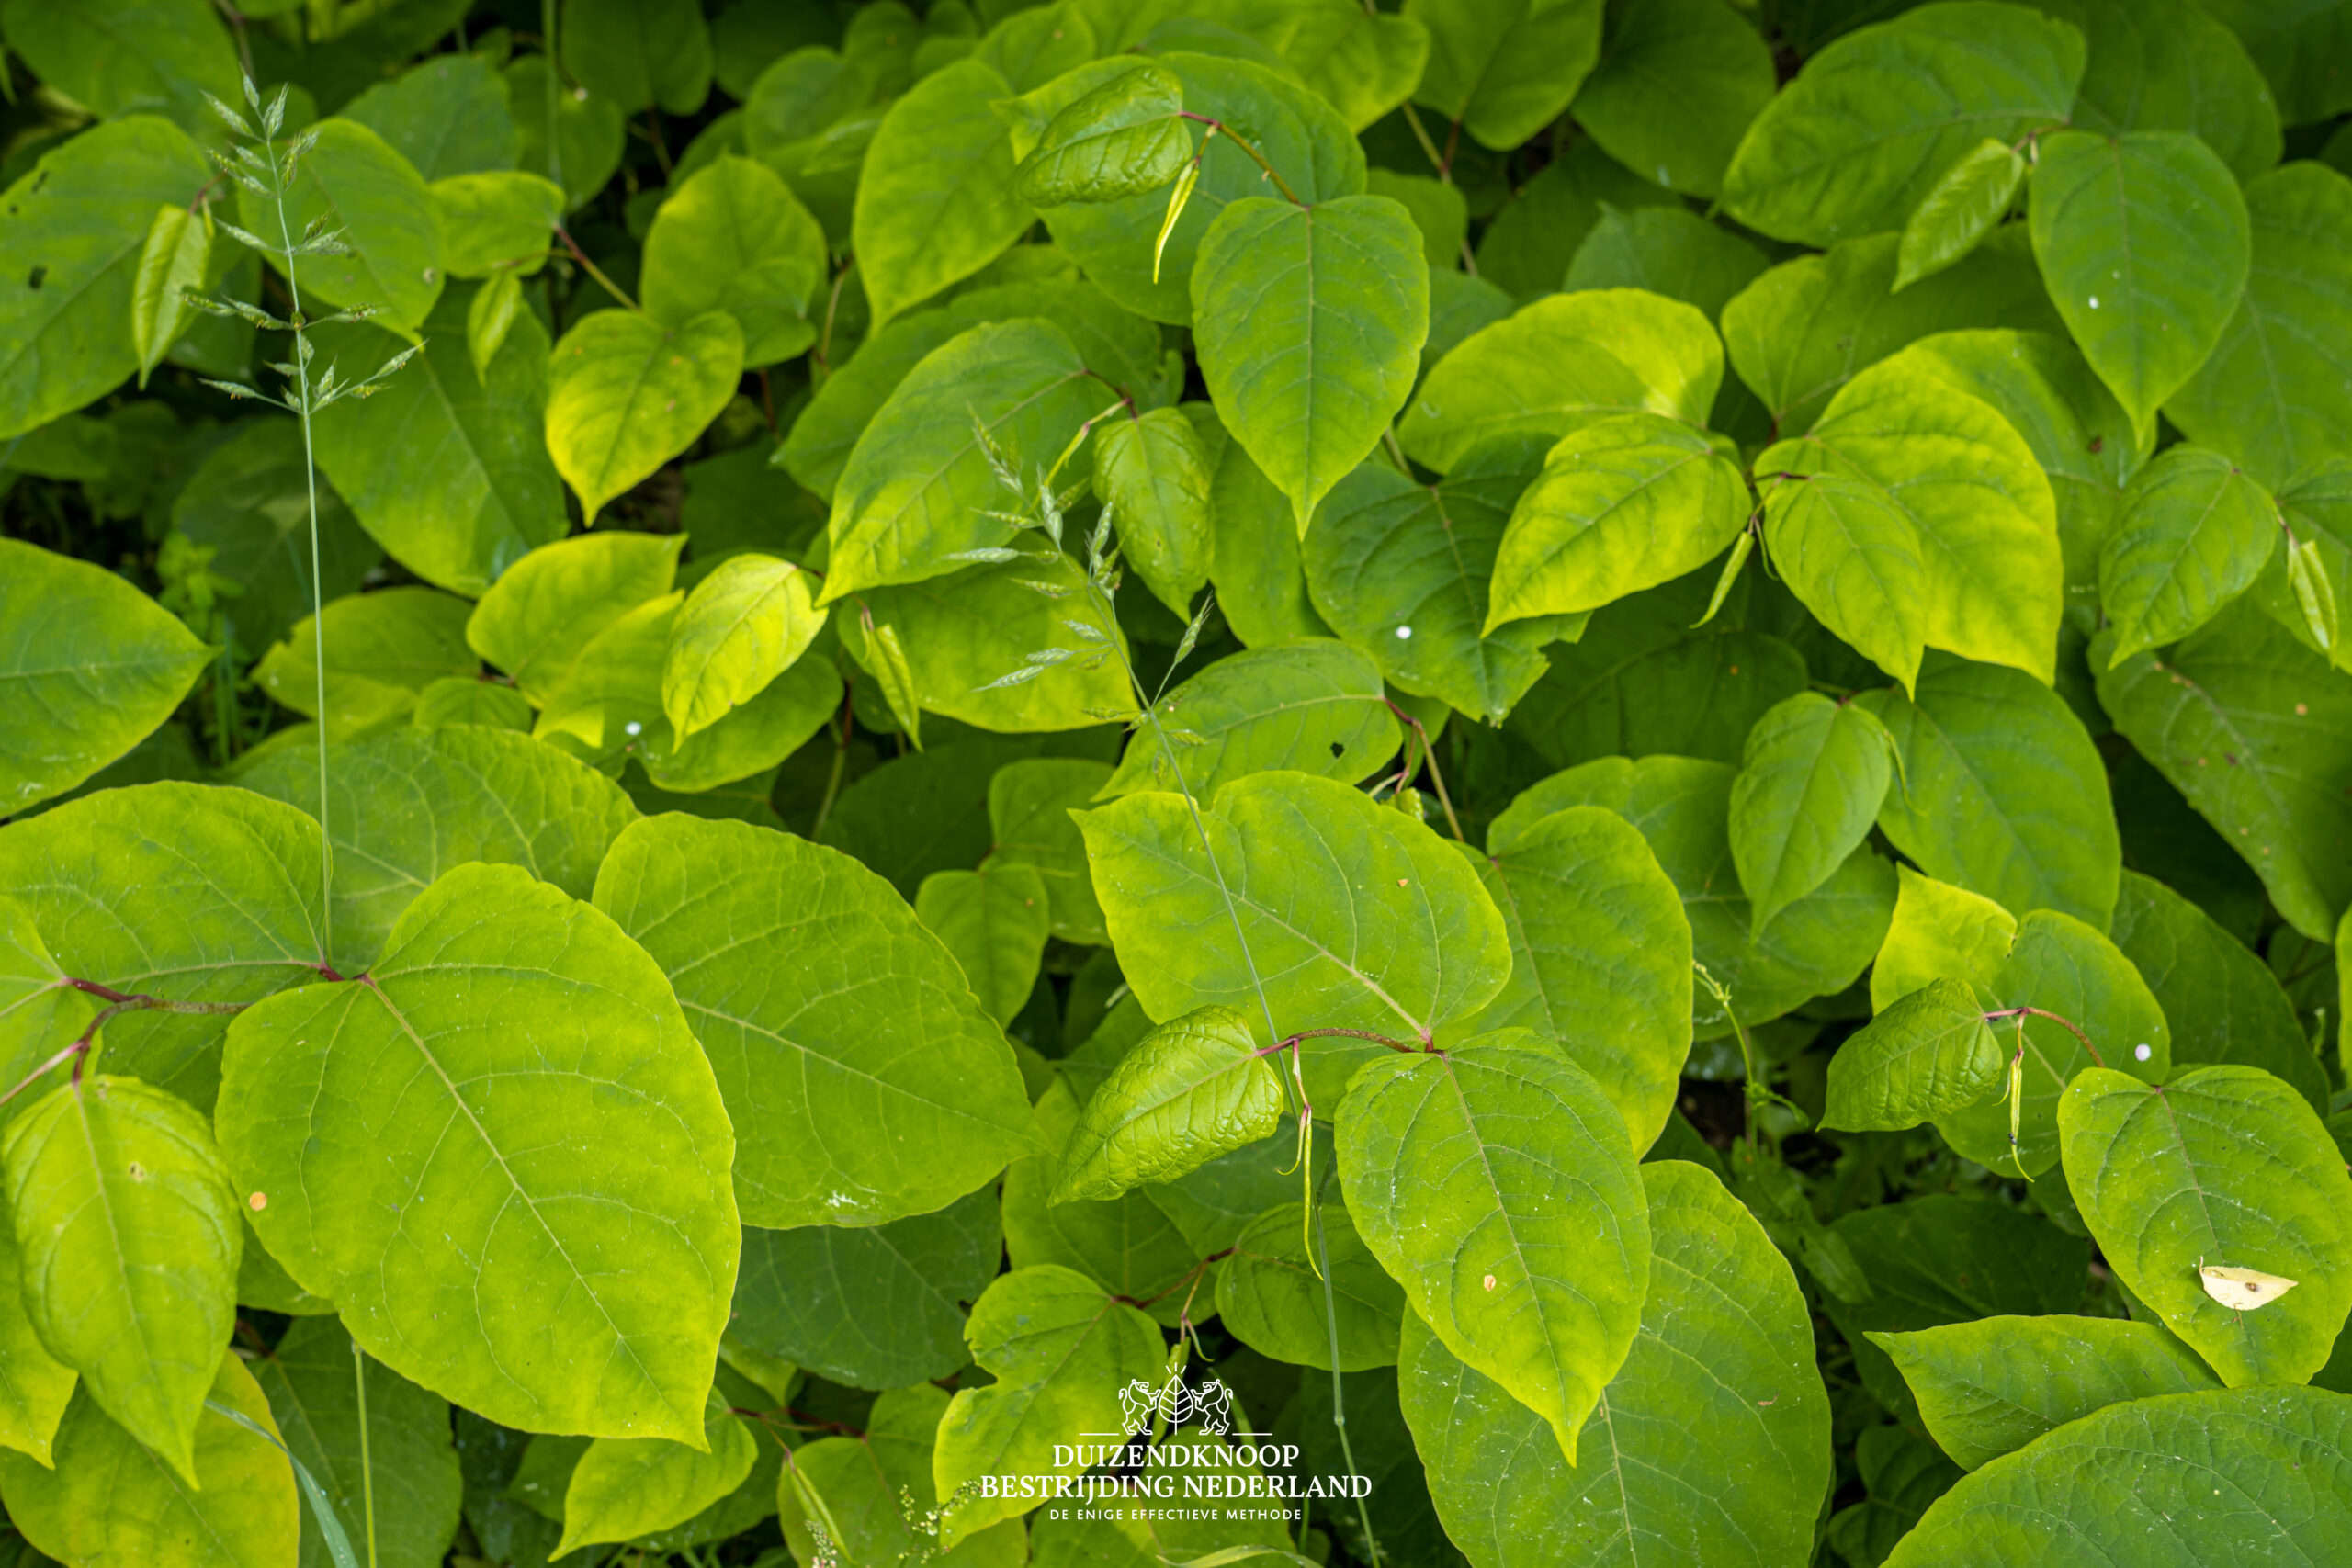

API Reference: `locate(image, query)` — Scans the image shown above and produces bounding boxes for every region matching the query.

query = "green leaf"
[1305,437,1573,725]
[661,554,826,739]
[1500,754,1895,1039]
[1101,640,1399,800]
[0,783,326,1111]
[1367,168,1467,270]
[1732,692,1896,935]
[2030,129,2251,441]
[1487,412,1748,631]
[1014,62,1191,207]
[238,724,639,973]
[0,1352,297,1567]
[1870,863,2018,1010]
[170,418,380,651]
[1758,362,2063,689]
[1275,0,1430,133]
[433,169,564,277]
[1216,1201,1405,1371]
[0,1211,74,1467]
[2100,446,2279,666]
[0,537,209,812]
[772,314,957,501]
[990,757,1116,944]
[2061,1063,2352,1386]
[1823,977,2002,1132]
[343,51,521,181]
[561,0,713,116]
[1406,0,1605,151]
[1889,328,2151,594]
[1860,655,2120,928]
[1571,0,1777,199]
[817,319,1099,600]
[731,1182,1001,1389]
[1872,1314,2220,1471]
[130,203,208,388]
[2200,0,2352,126]
[1079,771,1510,1102]
[1721,2,2085,246]
[1191,195,1428,530]
[1565,205,1771,323]
[918,863,1053,1027]
[311,285,566,596]
[3,1075,237,1484]
[642,155,827,367]
[2167,163,2352,491]
[2109,869,2330,1113]
[1826,1425,1962,1562]
[216,863,739,1444]
[783,1383,1027,1566]
[0,0,241,137]
[1401,288,1723,474]
[977,2,1097,94]
[0,118,209,438]
[933,1265,1167,1544]
[1884,1386,2352,1566]
[248,118,445,336]
[854,58,1029,328]
[1195,400,1334,647]
[557,1387,754,1556]
[1473,141,1679,300]
[594,812,1039,1229]
[2035,0,2281,183]
[1095,405,1213,617]
[255,587,479,739]
[1896,139,2027,291]
[1019,54,1364,323]
[465,530,685,703]
[1399,1160,1829,1564]
[1050,1005,1283,1202]
[2095,599,2352,941]
[253,1316,464,1568]
[1457,806,1694,1152]
[509,54,626,211]
[1339,1033,1649,1463]
[546,309,745,523]
[1002,1077,1202,1323]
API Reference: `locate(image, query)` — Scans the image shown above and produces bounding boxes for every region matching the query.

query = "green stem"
[541,0,563,199]
[1176,112,1305,206]
[353,1339,377,1568]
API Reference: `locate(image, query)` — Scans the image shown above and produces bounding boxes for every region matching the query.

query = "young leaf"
[546,309,745,523]
[1895,138,2027,291]
[130,204,209,388]
[216,863,741,1445]
[1094,405,1215,617]
[466,267,525,382]
[2099,446,2280,664]
[1731,692,1897,936]
[661,554,826,739]
[1339,1033,1650,1464]
[1050,1005,1283,1202]
[1002,1078,1203,1325]
[1822,977,2003,1133]
[1013,62,1193,206]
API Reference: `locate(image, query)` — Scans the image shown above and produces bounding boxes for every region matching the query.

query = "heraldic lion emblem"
[1117,1374,1236,1437]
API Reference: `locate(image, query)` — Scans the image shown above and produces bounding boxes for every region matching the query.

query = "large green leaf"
[2199,0,2352,126]
[1100,640,1399,800]
[0,1352,296,1567]
[3,1075,237,1483]
[660,554,826,740]
[1570,0,1775,199]
[255,587,480,739]
[310,283,565,596]
[557,1388,756,1556]
[169,418,380,650]
[545,309,745,522]
[2109,870,2329,1112]
[1458,806,1693,1152]
[594,813,1039,1229]
[784,1383,1027,1567]
[1730,691,1895,935]
[1405,0,1604,151]
[641,155,827,367]
[343,51,520,180]
[2095,600,2352,941]
[1860,655,2120,927]
[466,530,685,702]
[2099,446,2278,664]
[215,863,739,1444]
[730,1182,1001,1389]
[509,53,627,210]
[933,1265,1167,1543]
[2166,163,2352,491]
[817,320,1100,600]
[1565,204,1772,322]
[2029,129,2251,441]
[239,724,639,974]
[1304,437,1569,724]
[1399,1160,1830,1566]
[1094,404,1213,618]
[1051,1005,1283,1202]
[1400,289,1722,473]
[917,863,1053,1026]
[777,311,965,502]
[0,783,326,1110]
[990,757,1115,944]
[0,1151,73,1467]
[1720,2,2085,247]
[1197,400,1335,647]
[1758,362,2063,688]
[2033,0,2281,183]
[0,537,209,813]
[1872,1314,2220,1471]
[1192,194,1428,530]
[1883,1387,2352,1566]
[1274,0,1430,133]
[1339,1033,1649,1463]
[562,0,712,115]
[1870,864,2018,1010]
[856,60,1031,328]
[2060,1063,2352,1386]
[0,118,209,438]
[1077,770,1511,1101]
[1216,1201,1405,1371]
[251,118,445,334]
[1720,228,2064,436]
[253,1316,465,1568]
[1823,977,2002,1133]
[0,0,240,137]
